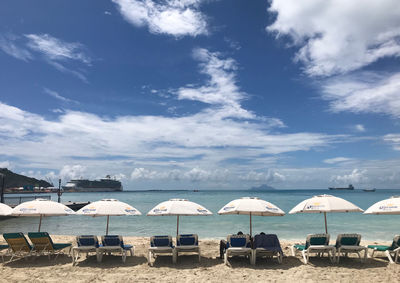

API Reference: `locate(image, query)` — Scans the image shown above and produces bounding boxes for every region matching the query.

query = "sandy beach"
[1,235,399,282]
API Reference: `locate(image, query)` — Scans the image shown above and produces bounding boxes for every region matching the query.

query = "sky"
[1,0,400,190]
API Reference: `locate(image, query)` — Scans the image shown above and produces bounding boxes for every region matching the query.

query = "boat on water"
[328,184,354,190]
[62,175,123,192]
[363,188,376,192]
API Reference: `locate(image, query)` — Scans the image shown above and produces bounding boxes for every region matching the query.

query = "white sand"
[1,236,399,282]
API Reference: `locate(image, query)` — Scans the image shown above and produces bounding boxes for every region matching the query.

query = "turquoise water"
[1,189,399,241]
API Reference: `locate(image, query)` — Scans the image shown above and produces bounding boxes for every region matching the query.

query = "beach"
[1,236,399,282]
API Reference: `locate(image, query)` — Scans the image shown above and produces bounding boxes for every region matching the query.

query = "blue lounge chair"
[368,235,400,264]
[291,234,336,264]
[174,234,200,263]
[72,235,100,265]
[3,233,33,262]
[148,235,175,265]
[28,232,72,259]
[224,234,253,265]
[335,233,367,263]
[97,235,133,263]
[253,233,283,264]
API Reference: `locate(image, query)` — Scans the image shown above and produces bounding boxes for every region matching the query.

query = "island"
[249,184,276,191]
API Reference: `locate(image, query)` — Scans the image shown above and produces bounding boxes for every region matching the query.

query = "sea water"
[1,189,399,241]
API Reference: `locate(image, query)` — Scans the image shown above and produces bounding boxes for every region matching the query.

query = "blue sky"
[1,0,400,189]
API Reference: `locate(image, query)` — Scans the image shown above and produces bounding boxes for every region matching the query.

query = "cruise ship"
[62,175,123,192]
[328,184,354,190]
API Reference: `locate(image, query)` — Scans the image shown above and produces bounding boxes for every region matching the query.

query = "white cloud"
[25,34,91,65]
[383,134,400,150]
[323,157,353,164]
[267,0,400,76]
[131,167,159,180]
[59,165,87,180]
[112,0,208,37]
[0,34,32,61]
[322,72,400,117]
[43,88,79,104]
[239,169,286,183]
[354,124,366,133]
[0,160,11,169]
[330,168,368,184]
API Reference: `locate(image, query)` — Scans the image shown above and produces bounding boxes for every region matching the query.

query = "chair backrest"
[335,234,361,248]
[389,235,400,250]
[150,235,173,247]
[253,234,282,252]
[76,235,99,248]
[227,234,250,248]
[101,235,123,247]
[3,233,32,253]
[305,234,329,249]
[28,232,54,252]
[177,234,198,246]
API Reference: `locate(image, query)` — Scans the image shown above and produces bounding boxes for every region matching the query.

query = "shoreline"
[1,235,399,282]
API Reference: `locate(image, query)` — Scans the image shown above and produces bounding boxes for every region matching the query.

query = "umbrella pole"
[249,212,252,237]
[106,215,110,235]
[324,212,328,234]
[176,215,179,239]
[38,215,42,232]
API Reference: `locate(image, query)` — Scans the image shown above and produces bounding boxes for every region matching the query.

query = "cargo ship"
[328,184,354,190]
[62,175,123,192]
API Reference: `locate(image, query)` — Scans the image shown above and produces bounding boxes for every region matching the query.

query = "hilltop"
[0,168,52,188]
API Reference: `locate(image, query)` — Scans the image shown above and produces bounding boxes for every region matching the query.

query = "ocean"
[1,189,399,241]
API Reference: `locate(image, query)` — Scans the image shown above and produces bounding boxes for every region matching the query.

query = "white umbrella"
[0,203,12,216]
[218,197,285,236]
[77,199,141,235]
[289,194,363,233]
[11,198,75,231]
[364,196,400,215]
[147,199,212,237]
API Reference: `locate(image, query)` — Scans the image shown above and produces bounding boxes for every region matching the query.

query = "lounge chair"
[72,235,99,265]
[290,233,336,264]
[368,235,400,264]
[335,233,367,263]
[224,234,253,265]
[253,233,283,264]
[3,233,33,262]
[174,234,200,263]
[28,232,72,259]
[97,235,133,263]
[148,235,175,265]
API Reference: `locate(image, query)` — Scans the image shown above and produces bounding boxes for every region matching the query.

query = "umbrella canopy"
[11,198,75,231]
[218,197,285,236]
[77,199,141,235]
[289,194,363,233]
[147,199,212,237]
[364,196,400,215]
[0,203,12,216]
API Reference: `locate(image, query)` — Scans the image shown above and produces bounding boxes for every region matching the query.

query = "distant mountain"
[0,168,52,188]
[249,184,276,191]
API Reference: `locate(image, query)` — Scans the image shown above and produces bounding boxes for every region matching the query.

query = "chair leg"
[96,250,102,262]
[290,246,295,256]
[337,249,341,263]
[224,251,229,266]
[385,250,394,264]
[122,251,126,263]
[301,250,307,264]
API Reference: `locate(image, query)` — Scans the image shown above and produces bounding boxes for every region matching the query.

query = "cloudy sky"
[1,0,400,190]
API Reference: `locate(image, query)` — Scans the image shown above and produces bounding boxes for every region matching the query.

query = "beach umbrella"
[0,203,12,216]
[77,199,141,235]
[364,196,400,215]
[147,199,212,238]
[11,198,75,232]
[289,194,363,234]
[218,197,285,237]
